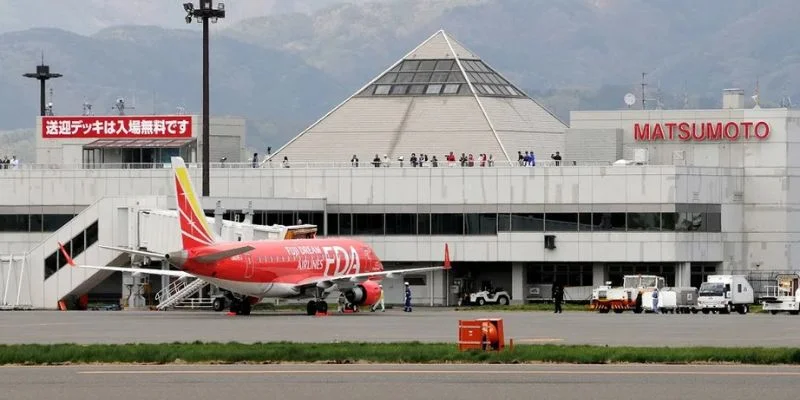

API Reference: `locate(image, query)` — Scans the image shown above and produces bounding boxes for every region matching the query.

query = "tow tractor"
[591,274,665,313]
[761,273,800,315]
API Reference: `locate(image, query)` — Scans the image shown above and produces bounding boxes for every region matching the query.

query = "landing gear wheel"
[702,309,710,314]
[212,297,226,312]
[306,300,317,316]
[315,300,328,314]
[230,301,241,314]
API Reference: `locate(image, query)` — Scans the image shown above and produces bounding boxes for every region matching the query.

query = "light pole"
[23,59,62,117]
[183,1,225,197]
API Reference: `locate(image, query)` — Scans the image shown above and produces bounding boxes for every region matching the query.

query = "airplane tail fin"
[444,243,451,270]
[171,156,216,249]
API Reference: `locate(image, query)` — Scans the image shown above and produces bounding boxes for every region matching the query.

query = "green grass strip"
[2,342,800,365]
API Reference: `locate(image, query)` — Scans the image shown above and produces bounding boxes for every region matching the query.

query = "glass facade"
[44,220,99,279]
[526,264,593,286]
[358,58,526,98]
[323,211,723,236]
[0,214,76,232]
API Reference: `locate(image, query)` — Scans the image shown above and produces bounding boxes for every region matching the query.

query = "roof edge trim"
[443,31,510,162]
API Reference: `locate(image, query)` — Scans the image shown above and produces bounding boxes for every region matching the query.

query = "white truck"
[697,275,754,314]
[761,273,800,315]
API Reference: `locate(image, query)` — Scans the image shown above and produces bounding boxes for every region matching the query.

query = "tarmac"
[1,308,799,346]
[4,363,800,400]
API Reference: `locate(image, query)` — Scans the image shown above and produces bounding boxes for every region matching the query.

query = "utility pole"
[641,72,648,110]
[183,1,226,197]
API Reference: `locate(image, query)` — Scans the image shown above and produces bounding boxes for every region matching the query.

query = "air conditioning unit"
[633,148,649,164]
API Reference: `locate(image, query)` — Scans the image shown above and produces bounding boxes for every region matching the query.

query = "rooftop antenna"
[682,80,689,109]
[655,80,665,110]
[641,72,648,110]
[752,78,761,109]
[45,87,54,115]
[82,99,93,116]
[779,81,792,108]
[112,97,134,115]
[623,93,636,109]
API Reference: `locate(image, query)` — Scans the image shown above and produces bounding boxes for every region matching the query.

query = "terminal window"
[321,210,721,236]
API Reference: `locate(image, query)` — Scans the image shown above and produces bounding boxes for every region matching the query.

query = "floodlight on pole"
[182,0,225,198]
[23,55,62,117]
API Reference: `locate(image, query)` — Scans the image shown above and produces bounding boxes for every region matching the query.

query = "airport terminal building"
[0,30,797,309]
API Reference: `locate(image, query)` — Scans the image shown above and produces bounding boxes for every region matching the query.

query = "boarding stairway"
[154,277,209,310]
[15,196,167,309]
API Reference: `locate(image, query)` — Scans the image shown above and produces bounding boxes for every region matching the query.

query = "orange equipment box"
[458,318,504,351]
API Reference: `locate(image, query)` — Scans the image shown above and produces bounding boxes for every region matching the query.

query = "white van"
[697,275,754,314]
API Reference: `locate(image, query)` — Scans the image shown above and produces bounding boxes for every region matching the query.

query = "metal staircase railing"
[155,277,208,310]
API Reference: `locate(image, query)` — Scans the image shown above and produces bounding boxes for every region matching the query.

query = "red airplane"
[59,156,451,316]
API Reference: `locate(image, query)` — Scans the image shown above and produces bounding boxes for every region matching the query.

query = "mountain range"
[1,0,798,161]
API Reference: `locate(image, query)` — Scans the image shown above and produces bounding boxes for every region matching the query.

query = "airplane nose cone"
[165,250,188,268]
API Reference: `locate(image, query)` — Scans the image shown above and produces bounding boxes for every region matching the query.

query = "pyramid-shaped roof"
[271,30,566,164]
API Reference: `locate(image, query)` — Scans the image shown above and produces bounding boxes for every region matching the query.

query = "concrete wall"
[565,128,622,163]
[569,108,800,272]
[0,165,738,267]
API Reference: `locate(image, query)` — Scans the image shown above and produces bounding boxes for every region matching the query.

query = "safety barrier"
[458,318,505,351]
[2,159,616,171]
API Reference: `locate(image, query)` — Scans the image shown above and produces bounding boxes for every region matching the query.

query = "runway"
[3,363,800,400]
[1,308,798,346]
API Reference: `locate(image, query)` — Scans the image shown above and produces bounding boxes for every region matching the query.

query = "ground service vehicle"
[697,275,754,314]
[460,282,511,306]
[640,287,698,314]
[761,273,800,315]
[591,275,665,313]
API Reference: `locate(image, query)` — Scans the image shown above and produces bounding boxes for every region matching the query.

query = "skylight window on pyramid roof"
[358,58,526,98]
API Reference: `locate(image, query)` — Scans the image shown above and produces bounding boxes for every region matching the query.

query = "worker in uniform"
[651,288,660,314]
[337,292,347,313]
[403,282,412,312]
[553,283,563,313]
[371,284,385,312]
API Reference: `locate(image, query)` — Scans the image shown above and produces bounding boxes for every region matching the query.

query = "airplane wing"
[58,242,193,278]
[295,244,452,288]
[99,245,165,260]
[295,265,449,288]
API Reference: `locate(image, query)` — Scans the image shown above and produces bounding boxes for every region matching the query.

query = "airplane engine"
[344,280,382,306]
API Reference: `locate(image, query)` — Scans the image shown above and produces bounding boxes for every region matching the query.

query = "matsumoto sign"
[633,121,770,142]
